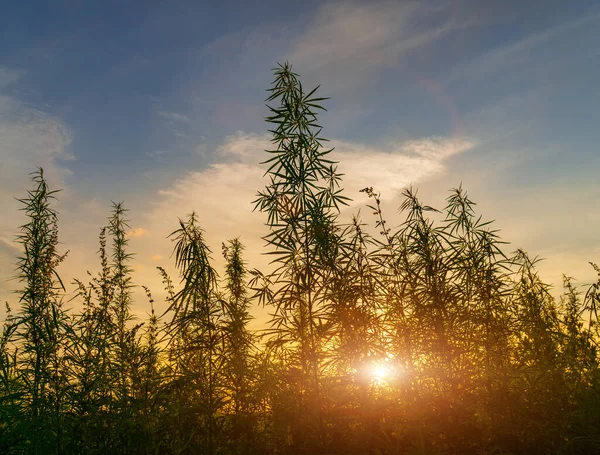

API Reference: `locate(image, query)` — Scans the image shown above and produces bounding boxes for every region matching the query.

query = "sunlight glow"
[365,360,398,384]
[372,364,390,380]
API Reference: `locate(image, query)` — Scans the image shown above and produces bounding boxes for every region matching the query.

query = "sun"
[366,361,396,384]
[372,364,390,380]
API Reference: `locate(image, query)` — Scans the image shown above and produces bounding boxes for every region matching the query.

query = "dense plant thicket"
[1,63,600,454]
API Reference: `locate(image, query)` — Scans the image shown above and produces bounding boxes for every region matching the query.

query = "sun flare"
[366,361,396,384]
[372,364,389,379]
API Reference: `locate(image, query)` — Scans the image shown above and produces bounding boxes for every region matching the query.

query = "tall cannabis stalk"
[254,62,347,449]
[69,225,119,453]
[222,238,255,454]
[107,203,134,400]
[167,212,223,455]
[14,168,68,453]
[104,202,140,452]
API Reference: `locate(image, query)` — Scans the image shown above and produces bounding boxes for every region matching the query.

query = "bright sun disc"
[369,362,393,382]
[373,365,388,379]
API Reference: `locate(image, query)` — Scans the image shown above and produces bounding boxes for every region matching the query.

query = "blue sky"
[1,0,599,318]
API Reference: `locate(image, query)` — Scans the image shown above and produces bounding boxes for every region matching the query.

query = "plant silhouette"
[1,64,599,455]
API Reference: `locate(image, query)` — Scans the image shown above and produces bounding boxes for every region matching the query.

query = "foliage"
[0,65,599,455]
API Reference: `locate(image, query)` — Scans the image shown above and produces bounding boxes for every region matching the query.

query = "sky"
[1,0,599,323]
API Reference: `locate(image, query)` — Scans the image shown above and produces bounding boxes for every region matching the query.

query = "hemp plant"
[253,62,348,449]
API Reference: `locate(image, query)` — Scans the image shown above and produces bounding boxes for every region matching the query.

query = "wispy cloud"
[157,110,193,124]
[288,1,470,92]
[0,65,74,202]
[145,150,171,163]
[146,150,170,158]
[447,10,600,86]
[336,137,476,204]
[0,67,22,89]
[0,65,75,306]
[0,105,73,190]
[130,130,473,286]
